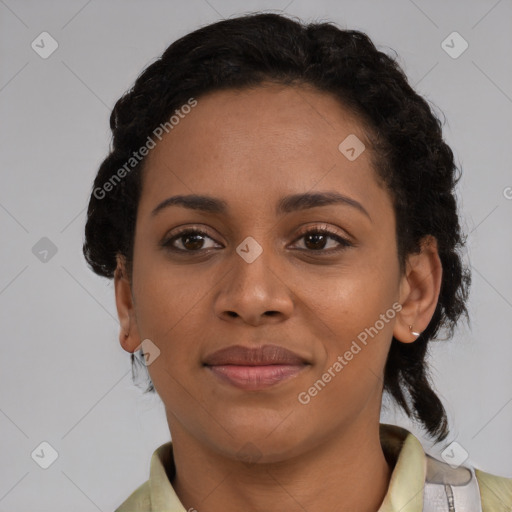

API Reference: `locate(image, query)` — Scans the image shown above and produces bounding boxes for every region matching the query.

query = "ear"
[114,253,141,353]
[393,235,443,343]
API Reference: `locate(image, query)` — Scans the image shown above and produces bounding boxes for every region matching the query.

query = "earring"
[409,325,421,337]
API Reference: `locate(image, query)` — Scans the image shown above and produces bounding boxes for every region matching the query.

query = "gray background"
[1,0,511,510]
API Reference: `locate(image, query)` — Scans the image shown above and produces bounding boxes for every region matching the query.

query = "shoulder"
[114,480,151,512]
[423,454,512,511]
[475,467,512,511]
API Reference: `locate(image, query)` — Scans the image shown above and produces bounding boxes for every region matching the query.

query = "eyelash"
[161,225,353,255]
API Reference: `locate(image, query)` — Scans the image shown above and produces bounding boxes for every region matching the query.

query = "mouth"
[203,344,310,390]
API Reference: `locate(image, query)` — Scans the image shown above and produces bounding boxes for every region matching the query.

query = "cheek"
[130,265,206,399]
[315,290,396,372]
[299,291,397,417]
[296,260,399,377]
[132,252,204,333]
[297,259,398,328]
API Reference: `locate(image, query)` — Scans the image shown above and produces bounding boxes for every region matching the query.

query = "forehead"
[146,82,366,157]
[138,83,390,219]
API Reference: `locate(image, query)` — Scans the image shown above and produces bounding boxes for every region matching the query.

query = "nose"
[213,246,294,326]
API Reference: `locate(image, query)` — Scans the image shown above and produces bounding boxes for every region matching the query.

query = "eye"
[161,228,221,253]
[291,226,353,253]
[161,225,353,255]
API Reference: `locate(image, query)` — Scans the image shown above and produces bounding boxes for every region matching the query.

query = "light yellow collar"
[377,423,426,511]
[143,423,426,512]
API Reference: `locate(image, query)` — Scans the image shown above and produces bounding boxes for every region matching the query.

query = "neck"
[169,418,393,512]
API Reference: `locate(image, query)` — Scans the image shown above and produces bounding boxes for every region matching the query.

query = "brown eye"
[179,232,207,251]
[303,232,329,250]
[162,229,220,253]
[293,228,352,253]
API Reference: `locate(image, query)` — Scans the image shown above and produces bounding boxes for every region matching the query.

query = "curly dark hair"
[83,12,471,443]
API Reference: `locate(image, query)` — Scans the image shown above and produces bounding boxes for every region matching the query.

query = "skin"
[114,82,442,511]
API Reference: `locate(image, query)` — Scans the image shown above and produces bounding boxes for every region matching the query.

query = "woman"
[83,12,512,512]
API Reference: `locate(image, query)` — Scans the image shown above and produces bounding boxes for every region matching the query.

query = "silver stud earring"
[409,325,421,337]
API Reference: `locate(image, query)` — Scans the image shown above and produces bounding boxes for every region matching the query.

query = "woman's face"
[116,83,419,462]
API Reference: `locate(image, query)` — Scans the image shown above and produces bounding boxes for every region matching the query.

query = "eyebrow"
[151,191,371,221]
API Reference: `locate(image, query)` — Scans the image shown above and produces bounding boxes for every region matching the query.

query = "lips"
[203,344,310,390]
[203,344,308,366]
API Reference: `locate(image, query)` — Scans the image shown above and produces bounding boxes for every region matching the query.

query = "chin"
[209,420,309,464]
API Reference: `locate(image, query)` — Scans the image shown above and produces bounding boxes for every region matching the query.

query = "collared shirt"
[115,423,512,511]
